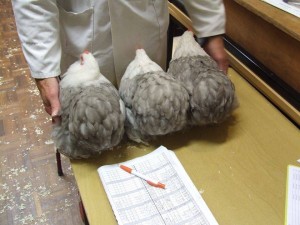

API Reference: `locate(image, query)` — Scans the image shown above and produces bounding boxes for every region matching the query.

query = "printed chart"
[98,146,218,225]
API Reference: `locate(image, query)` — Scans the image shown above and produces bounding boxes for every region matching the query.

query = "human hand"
[35,77,61,124]
[203,35,229,74]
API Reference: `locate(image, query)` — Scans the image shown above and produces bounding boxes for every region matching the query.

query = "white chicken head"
[60,50,101,88]
[172,31,207,60]
[122,49,163,80]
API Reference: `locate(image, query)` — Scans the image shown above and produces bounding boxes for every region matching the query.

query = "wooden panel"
[224,0,300,93]
[234,0,300,41]
[227,51,300,126]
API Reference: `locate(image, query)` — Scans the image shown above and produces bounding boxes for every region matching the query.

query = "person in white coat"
[12,0,228,122]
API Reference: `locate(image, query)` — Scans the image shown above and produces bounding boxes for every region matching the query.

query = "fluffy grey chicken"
[119,49,189,143]
[52,51,125,159]
[168,31,238,125]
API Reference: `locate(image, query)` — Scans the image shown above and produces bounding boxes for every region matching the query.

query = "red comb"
[80,50,89,65]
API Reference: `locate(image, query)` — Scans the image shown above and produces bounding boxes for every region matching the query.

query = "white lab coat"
[12,0,225,86]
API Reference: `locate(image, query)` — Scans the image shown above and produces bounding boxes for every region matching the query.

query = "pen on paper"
[119,164,166,189]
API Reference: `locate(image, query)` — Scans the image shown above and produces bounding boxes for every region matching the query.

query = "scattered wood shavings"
[27,87,40,96]
[18,203,26,210]
[34,108,44,114]
[37,185,51,197]
[29,114,37,120]
[5,47,21,59]
[34,127,43,135]
[45,139,54,145]
[19,214,34,225]
[0,8,83,223]
[0,159,81,223]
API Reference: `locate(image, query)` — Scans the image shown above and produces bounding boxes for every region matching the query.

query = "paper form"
[98,146,218,225]
[285,165,300,225]
[261,0,300,17]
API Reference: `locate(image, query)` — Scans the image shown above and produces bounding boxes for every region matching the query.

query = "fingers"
[203,35,229,74]
[43,99,61,125]
[35,77,61,119]
[51,98,61,125]
[214,55,229,74]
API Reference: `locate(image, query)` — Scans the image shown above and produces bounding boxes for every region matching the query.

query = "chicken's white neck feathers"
[60,54,101,88]
[122,49,163,80]
[172,31,207,60]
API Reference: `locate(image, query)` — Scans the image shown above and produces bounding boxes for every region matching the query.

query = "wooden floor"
[0,1,83,224]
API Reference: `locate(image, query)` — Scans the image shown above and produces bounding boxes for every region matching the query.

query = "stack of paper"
[98,146,218,225]
[262,0,300,17]
[285,165,300,225]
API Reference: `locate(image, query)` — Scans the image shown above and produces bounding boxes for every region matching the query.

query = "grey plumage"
[168,31,238,125]
[119,49,189,143]
[52,51,125,159]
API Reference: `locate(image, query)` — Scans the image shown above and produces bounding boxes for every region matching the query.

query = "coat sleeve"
[12,0,61,79]
[184,0,226,38]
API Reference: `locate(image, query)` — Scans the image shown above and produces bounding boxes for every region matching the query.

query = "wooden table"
[71,67,300,225]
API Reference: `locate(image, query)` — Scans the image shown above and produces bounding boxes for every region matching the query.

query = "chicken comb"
[134,43,143,50]
[187,29,194,35]
[80,50,90,65]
